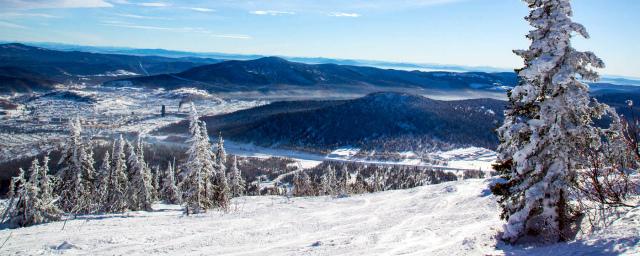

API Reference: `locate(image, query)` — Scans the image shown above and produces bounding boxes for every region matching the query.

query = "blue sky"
[0,0,638,77]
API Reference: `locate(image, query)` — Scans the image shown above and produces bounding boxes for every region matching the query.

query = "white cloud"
[1,0,113,9]
[184,7,214,12]
[101,22,251,39]
[115,13,172,20]
[250,10,295,16]
[328,12,360,18]
[137,2,169,7]
[0,12,59,18]
[0,20,27,28]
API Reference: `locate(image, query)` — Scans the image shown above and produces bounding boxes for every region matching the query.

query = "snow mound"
[53,241,80,250]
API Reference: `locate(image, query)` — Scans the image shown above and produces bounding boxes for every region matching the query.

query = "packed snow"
[1,178,637,255]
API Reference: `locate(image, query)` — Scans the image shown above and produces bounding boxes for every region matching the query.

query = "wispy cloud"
[115,13,171,20]
[101,21,251,39]
[137,2,169,7]
[250,10,295,16]
[1,0,113,9]
[0,12,60,18]
[0,20,27,29]
[328,12,360,18]
[183,7,215,12]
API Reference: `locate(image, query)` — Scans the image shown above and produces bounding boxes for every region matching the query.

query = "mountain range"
[0,43,220,85]
[106,56,517,93]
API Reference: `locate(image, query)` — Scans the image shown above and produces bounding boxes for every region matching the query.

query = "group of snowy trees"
[492,0,639,244]
[180,104,245,214]
[3,103,247,227]
[283,162,478,197]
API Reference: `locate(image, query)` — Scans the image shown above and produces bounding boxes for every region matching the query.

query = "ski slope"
[0,179,637,255]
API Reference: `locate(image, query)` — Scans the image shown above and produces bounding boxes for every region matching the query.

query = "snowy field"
[0,87,268,162]
[1,179,636,255]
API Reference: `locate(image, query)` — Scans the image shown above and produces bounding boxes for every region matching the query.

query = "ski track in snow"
[1,179,637,255]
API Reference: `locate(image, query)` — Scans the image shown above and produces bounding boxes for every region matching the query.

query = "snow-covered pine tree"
[352,171,366,194]
[339,165,350,196]
[57,117,93,214]
[34,157,62,225]
[127,136,153,211]
[228,156,245,197]
[80,139,98,212]
[38,155,55,208]
[161,161,181,204]
[96,151,111,209]
[300,171,313,196]
[105,135,129,213]
[216,131,226,167]
[181,104,212,214]
[493,0,608,243]
[321,165,337,196]
[4,159,62,227]
[14,161,40,227]
[151,165,161,201]
[211,130,231,210]
[198,120,216,208]
[292,171,302,196]
[213,169,231,210]
[1,168,24,224]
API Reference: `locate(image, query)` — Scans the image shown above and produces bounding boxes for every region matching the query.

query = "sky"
[0,0,638,77]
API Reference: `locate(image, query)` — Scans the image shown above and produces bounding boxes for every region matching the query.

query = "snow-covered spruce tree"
[105,135,129,213]
[208,125,230,209]
[199,120,217,208]
[492,0,608,243]
[1,168,24,224]
[96,151,111,209]
[228,156,246,197]
[127,137,153,211]
[161,161,181,204]
[216,132,227,167]
[181,104,213,214]
[321,165,337,196]
[151,165,161,201]
[57,118,94,214]
[5,159,61,227]
[38,155,56,210]
[339,165,350,196]
[292,171,303,196]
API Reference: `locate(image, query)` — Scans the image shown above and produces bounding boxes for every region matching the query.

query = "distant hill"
[157,89,640,152]
[0,43,220,83]
[0,66,58,94]
[157,92,506,150]
[107,56,517,92]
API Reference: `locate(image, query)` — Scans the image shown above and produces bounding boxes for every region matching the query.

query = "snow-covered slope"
[0,179,637,255]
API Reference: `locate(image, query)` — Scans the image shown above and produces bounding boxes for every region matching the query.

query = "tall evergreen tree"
[492,0,609,243]
[105,135,129,213]
[96,151,111,209]
[57,118,93,214]
[212,131,230,209]
[181,104,212,214]
[228,156,245,197]
[4,159,61,227]
[216,132,226,166]
[127,137,153,211]
[38,155,55,207]
[339,165,350,196]
[321,165,337,196]
[161,161,181,204]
